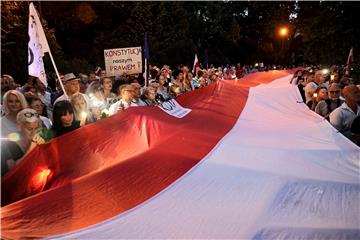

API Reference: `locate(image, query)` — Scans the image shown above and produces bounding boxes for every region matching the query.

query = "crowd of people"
[290,66,360,144]
[1,63,359,176]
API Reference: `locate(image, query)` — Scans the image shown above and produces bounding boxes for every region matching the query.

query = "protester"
[54,73,84,105]
[109,84,138,115]
[307,86,328,111]
[101,77,117,107]
[51,100,80,137]
[33,77,53,118]
[329,85,360,138]
[88,72,98,83]
[315,83,343,119]
[1,108,44,176]
[160,67,171,87]
[235,63,244,79]
[140,87,158,106]
[290,70,303,85]
[130,82,147,106]
[1,90,28,138]
[193,70,202,89]
[70,93,96,126]
[169,84,181,98]
[304,72,317,104]
[185,72,195,91]
[156,75,170,102]
[1,75,19,102]
[78,73,89,94]
[155,76,171,101]
[25,93,52,129]
[22,83,37,96]
[86,81,107,120]
[172,70,186,93]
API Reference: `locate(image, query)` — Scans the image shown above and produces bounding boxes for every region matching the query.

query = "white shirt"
[40,116,52,129]
[53,94,69,105]
[329,102,360,138]
[109,99,138,116]
[1,116,18,138]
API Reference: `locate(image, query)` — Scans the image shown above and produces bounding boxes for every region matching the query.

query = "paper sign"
[104,47,142,76]
[158,99,191,118]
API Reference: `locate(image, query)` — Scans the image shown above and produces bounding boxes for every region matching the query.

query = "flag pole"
[47,51,68,99]
[144,32,149,87]
[29,2,67,99]
[345,47,353,76]
[145,58,148,87]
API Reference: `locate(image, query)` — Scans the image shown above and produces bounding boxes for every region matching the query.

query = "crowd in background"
[1,63,359,176]
[290,66,360,144]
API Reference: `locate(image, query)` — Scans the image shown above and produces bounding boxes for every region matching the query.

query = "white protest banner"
[104,47,142,76]
[158,99,192,118]
[28,2,50,87]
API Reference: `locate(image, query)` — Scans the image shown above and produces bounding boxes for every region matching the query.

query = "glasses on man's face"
[24,112,40,118]
[329,90,340,94]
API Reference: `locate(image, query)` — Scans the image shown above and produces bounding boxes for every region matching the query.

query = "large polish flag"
[1,70,359,239]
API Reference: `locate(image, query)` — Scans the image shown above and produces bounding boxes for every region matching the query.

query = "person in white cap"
[53,73,87,105]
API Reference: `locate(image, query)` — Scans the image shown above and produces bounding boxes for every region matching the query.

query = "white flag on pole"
[28,2,50,87]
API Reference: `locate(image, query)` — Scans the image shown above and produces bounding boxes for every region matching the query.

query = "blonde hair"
[2,90,28,115]
[70,92,89,116]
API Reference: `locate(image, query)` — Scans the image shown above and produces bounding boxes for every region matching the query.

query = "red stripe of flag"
[1,70,295,239]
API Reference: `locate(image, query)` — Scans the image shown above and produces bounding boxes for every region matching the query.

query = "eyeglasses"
[24,112,40,118]
[329,90,340,94]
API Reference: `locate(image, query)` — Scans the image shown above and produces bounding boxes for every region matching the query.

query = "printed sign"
[158,99,192,118]
[104,47,142,76]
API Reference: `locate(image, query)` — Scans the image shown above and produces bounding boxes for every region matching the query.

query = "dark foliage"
[2,1,360,84]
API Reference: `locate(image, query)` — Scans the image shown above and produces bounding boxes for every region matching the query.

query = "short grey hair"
[16,108,41,125]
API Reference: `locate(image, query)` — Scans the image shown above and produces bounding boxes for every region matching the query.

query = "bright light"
[255,63,259,67]
[93,99,105,107]
[80,111,87,119]
[31,167,53,192]
[330,74,335,81]
[322,69,329,75]
[41,169,51,178]
[8,132,20,141]
[313,93,318,98]
[279,27,288,36]
[101,109,109,115]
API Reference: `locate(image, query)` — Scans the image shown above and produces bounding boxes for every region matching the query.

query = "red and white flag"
[28,2,50,87]
[345,48,354,75]
[192,53,200,75]
[1,70,358,239]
